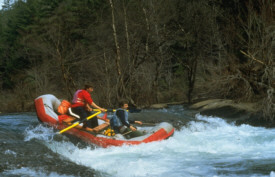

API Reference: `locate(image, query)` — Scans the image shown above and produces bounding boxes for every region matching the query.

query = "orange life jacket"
[58,100,71,115]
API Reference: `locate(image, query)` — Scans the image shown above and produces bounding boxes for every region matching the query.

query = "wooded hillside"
[0,0,274,120]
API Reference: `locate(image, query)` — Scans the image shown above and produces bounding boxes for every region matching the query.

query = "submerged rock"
[190,99,257,113]
[149,101,185,109]
[150,103,168,109]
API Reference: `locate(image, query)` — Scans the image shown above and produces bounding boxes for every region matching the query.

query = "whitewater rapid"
[20,114,275,177]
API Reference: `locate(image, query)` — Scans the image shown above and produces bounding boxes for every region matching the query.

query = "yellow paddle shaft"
[93,109,128,112]
[59,111,101,134]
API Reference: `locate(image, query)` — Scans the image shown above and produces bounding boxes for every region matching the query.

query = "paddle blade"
[102,113,108,121]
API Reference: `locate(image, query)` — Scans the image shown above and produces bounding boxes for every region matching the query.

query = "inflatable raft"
[34,94,174,148]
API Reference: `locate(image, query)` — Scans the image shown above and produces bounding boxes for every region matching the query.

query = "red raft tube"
[34,94,175,148]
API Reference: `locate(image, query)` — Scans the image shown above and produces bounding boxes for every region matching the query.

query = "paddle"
[122,130,132,136]
[94,108,141,113]
[97,112,109,122]
[59,111,102,134]
[137,122,156,126]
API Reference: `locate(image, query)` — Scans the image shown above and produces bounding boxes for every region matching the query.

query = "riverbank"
[188,99,275,128]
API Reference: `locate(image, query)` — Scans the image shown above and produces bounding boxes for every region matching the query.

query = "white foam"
[25,114,275,177]
[4,149,16,156]
[24,124,55,142]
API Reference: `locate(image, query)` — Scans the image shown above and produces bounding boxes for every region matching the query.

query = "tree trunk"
[109,0,126,100]
[55,37,76,99]
[187,59,197,104]
[103,51,112,106]
[109,0,122,76]
[123,0,132,98]
[142,7,150,53]
[150,0,164,103]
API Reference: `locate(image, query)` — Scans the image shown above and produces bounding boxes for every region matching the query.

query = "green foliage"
[0,0,273,120]
[0,0,34,88]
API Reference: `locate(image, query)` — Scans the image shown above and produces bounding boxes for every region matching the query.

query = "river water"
[0,106,275,177]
